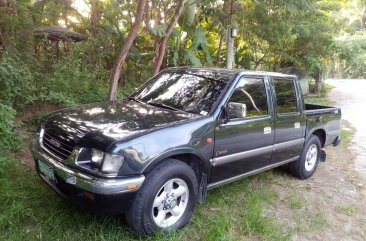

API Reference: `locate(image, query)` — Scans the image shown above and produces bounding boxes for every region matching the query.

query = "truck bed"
[304,103,340,116]
[304,103,341,147]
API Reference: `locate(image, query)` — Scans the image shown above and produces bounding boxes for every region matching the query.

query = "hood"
[43,100,201,150]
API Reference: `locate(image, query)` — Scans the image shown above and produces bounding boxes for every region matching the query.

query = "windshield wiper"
[126,97,145,105]
[127,97,181,112]
[147,102,181,112]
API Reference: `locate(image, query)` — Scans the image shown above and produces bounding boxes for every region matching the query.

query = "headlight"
[101,154,124,174]
[91,148,104,166]
[81,148,124,176]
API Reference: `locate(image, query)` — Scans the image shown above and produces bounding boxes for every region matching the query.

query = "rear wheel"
[289,135,321,179]
[126,159,198,236]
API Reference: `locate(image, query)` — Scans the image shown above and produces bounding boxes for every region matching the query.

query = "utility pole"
[226,0,235,69]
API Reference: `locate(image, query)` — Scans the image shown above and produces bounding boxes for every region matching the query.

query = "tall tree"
[226,0,235,69]
[0,0,16,48]
[108,0,147,101]
[90,0,102,36]
[348,0,366,30]
[152,0,187,76]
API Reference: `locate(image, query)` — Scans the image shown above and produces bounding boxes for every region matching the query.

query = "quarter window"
[228,77,268,118]
[273,79,298,113]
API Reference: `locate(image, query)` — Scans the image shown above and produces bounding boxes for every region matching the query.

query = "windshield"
[131,71,228,115]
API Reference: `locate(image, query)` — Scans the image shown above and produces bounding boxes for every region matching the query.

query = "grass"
[303,94,331,106]
[0,155,292,241]
[303,83,333,106]
[335,205,357,216]
[340,120,355,146]
[287,194,303,209]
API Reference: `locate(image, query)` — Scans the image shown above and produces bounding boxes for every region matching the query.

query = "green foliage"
[179,0,197,31]
[0,0,360,151]
[170,25,213,67]
[234,0,339,74]
[303,83,331,106]
[150,24,169,37]
[0,55,34,109]
[46,57,109,105]
[183,49,202,66]
[0,52,110,109]
[0,103,21,152]
[334,34,366,78]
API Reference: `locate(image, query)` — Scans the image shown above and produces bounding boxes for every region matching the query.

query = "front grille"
[42,131,74,160]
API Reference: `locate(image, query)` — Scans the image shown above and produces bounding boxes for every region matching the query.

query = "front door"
[212,76,274,183]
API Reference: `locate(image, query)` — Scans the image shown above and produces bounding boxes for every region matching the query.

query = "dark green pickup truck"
[31,67,341,236]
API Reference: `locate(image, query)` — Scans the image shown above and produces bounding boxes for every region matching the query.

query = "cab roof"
[166,67,297,83]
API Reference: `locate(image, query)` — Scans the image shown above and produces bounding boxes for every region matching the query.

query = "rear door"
[271,77,305,164]
[212,75,274,183]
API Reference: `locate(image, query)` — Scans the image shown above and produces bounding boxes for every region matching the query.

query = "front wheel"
[288,135,321,179]
[126,159,198,236]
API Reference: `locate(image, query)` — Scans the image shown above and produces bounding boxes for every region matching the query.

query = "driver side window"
[228,77,268,118]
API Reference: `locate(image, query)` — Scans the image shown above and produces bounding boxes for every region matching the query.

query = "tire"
[288,135,321,179]
[126,159,198,236]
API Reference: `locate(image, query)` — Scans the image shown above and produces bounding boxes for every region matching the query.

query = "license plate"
[38,160,57,183]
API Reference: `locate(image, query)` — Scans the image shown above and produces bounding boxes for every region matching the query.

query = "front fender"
[110,118,215,176]
[141,148,211,175]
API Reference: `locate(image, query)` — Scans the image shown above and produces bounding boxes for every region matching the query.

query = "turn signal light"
[128,184,138,190]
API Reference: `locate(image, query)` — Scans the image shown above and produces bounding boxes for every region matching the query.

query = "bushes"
[0,53,112,152]
[0,55,34,110]
[0,52,112,106]
[0,48,152,154]
[0,103,21,152]
[47,57,110,105]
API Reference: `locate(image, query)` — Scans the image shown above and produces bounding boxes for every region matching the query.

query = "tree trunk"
[0,0,16,48]
[215,34,223,67]
[314,71,323,93]
[361,2,366,30]
[143,0,150,34]
[108,0,147,101]
[226,31,234,69]
[152,0,186,76]
[253,54,267,70]
[226,0,235,70]
[90,0,101,36]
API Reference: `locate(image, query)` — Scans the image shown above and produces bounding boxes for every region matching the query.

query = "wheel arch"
[170,153,209,182]
[308,128,326,147]
[142,149,211,181]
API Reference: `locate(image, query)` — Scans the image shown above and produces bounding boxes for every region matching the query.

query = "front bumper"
[30,140,145,214]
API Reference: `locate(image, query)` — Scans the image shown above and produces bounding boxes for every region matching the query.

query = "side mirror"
[227,102,247,119]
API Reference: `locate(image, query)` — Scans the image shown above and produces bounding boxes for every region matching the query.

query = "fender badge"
[264,127,271,134]
[294,122,301,128]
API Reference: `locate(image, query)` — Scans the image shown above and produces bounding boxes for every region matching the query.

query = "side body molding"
[211,138,304,167]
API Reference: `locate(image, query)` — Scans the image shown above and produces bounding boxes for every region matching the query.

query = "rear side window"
[273,78,298,113]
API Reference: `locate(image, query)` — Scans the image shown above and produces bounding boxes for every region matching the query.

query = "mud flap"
[197,172,207,204]
[320,150,326,162]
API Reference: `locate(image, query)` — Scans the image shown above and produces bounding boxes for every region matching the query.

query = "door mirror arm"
[220,106,230,124]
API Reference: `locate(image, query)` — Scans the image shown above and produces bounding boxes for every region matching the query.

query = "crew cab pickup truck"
[31,67,341,236]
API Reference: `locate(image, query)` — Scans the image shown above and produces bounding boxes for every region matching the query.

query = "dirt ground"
[267,80,366,241]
